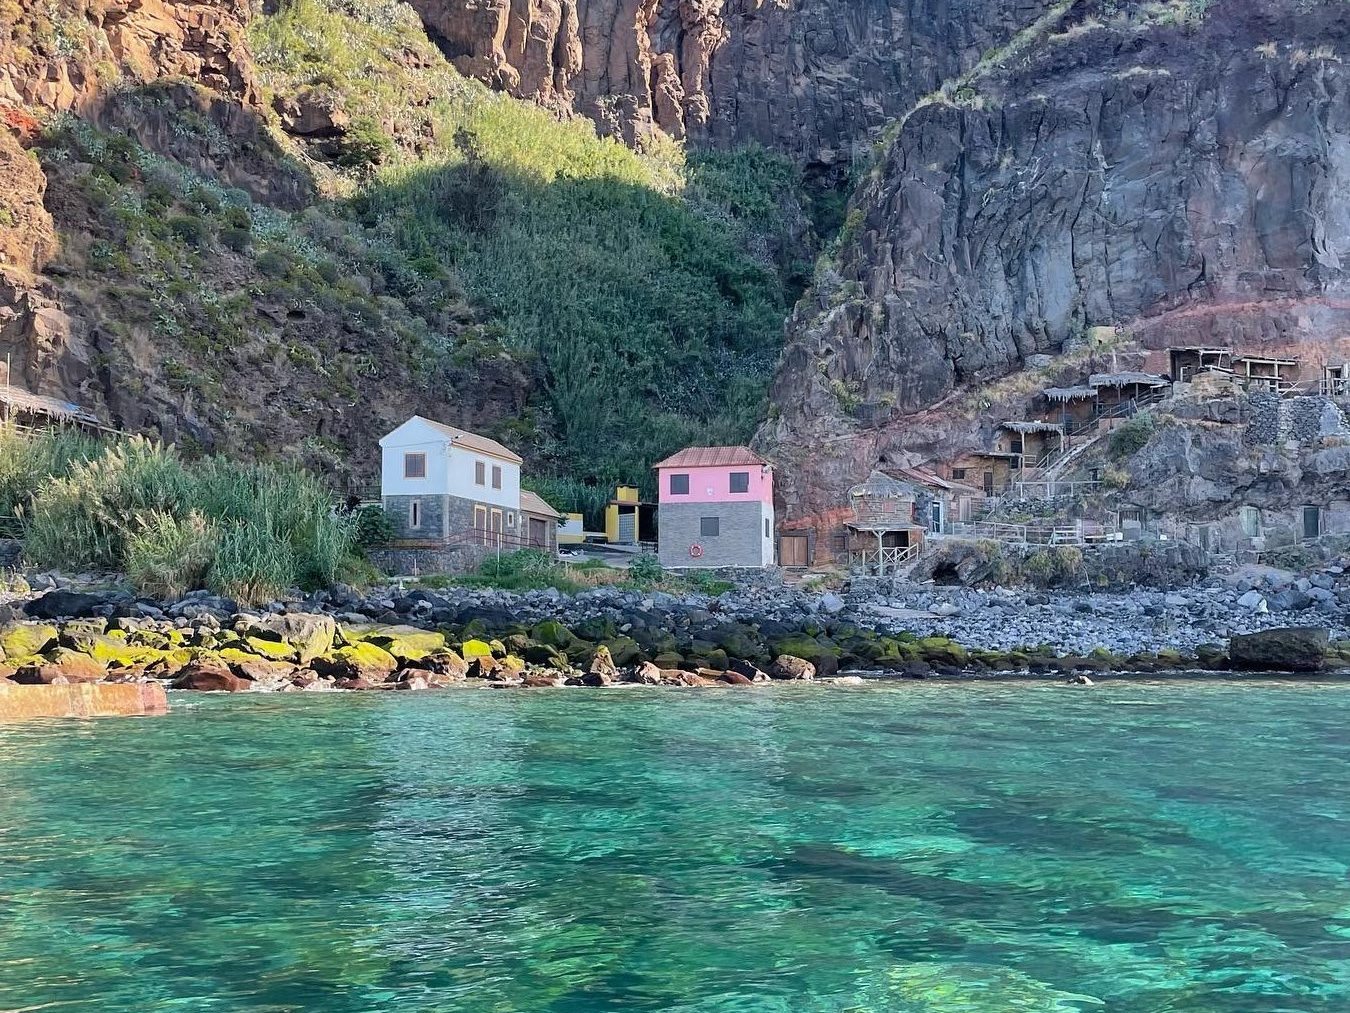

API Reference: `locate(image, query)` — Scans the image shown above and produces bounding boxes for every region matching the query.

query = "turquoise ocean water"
[1,682,1348,1012]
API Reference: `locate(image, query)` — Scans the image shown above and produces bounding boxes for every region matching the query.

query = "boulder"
[727,658,769,683]
[24,590,129,620]
[768,654,815,681]
[173,662,249,692]
[12,649,106,684]
[247,613,336,663]
[393,673,431,691]
[522,672,567,688]
[361,625,447,664]
[466,656,499,679]
[1236,590,1268,613]
[717,671,754,686]
[628,661,663,685]
[412,651,470,683]
[272,87,349,136]
[1229,627,1329,673]
[310,642,399,682]
[580,671,612,687]
[589,645,619,682]
[334,677,377,691]
[0,621,58,659]
[230,658,298,688]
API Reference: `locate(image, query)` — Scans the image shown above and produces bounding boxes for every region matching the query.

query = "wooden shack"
[845,471,926,574]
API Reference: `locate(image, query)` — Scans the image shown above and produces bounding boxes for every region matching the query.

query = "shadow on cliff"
[341,133,796,479]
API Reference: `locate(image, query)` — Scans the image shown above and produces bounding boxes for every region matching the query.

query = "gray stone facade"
[384,494,448,541]
[659,501,769,569]
[384,494,515,543]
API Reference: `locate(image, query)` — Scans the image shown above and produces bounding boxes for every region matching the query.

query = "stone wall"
[659,501,768,569]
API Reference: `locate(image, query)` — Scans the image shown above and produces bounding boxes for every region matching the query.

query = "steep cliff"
[764,0,1350,521]
[407,0,1058,158]
[1,0,804,484]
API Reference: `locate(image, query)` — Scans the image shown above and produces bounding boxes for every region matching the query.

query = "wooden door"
[1303,506,1322,541]
[779,534,808,568]
[490,508,504,547]
[473,505,488,544]
[529,517,547,549]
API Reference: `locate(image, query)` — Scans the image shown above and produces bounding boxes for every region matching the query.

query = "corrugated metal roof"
[520,490,561,519]
[652,446,768,469]
[420,417,523,463]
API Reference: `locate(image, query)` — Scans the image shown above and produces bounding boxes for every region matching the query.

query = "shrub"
[331,117,394,168]
[627,552,663,586]
[352,504,395,548]
[167,214,209,246]
[1109,413,1156,459]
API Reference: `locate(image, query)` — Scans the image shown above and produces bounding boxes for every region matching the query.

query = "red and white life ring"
[689,543,704,559]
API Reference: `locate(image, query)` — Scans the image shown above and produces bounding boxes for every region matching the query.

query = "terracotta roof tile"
[520,490,561,519]
[419,417,523,463]
[652,446,768,469]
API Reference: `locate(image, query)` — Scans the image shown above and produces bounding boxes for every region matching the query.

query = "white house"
[379,416,534,545]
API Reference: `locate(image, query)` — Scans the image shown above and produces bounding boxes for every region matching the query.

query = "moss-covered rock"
[311,642,398,682]
[531,620,574,647]
[918,637,969,668]
[460,639,496,660]
[248,613,337,663]
[0,622,58,660]
[601,636,642,667]
[361,626,448,663]
[245,636,298,661]
[651,651,684,670]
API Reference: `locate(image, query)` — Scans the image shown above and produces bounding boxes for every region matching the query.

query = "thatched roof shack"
[1088,372,1169,390]
[0,387,106,431]
[1042,385,1095,403]
[848,470,921,530]
[999,420,1064,434]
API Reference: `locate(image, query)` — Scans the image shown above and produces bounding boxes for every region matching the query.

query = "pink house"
[653,446,776,568]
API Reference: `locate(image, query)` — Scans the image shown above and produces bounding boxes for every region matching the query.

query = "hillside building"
[654,446,775,568]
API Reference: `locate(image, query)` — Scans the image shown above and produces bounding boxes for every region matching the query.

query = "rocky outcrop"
[764,0,1350,521]
[409,0,1053,154]
[0,681,167,720]
[0,0,258,115]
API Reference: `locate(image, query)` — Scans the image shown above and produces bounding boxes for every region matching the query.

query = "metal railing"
[1010,479,1103,500]
[948,520,1115,545]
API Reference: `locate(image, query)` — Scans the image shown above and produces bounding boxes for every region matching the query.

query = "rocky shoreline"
[0,567,1345,696]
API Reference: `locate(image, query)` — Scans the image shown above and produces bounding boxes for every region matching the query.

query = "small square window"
[491,465,502,490]
[404,452,426,479]
[409,500,422,529]
[670,473,690,495]
[475,461,486,485]
[951,468,967,480]
[729,472,749,494]
[507,512,515,528]
[700,517,720,537]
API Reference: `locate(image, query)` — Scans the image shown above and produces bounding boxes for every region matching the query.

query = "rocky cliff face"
[407,0,1054,157]
[764,0,1350,521]
[0,1,528,479]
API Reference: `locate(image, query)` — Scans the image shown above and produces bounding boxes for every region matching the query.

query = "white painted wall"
[761,501,776,566]
[447,446,519,510]
[380,418,452,497]
[379,416,521,510]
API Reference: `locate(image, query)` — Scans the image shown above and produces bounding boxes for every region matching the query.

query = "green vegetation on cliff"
[251,0,804,484]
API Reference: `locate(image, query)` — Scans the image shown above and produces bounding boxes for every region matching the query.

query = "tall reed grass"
[6,426,353,603]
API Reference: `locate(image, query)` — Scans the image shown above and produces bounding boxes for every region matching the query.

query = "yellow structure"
[604,485,656,545]
[558,512,586,545]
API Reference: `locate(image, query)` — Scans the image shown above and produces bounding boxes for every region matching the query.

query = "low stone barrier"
[0,682,168,721]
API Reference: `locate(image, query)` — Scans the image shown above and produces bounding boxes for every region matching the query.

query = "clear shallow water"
[1,684,1349,1012]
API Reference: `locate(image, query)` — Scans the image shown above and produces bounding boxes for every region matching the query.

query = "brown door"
[490,509,504,546]
[529,517,547,548]
[473,505,488,544]
[779,534,808,567]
